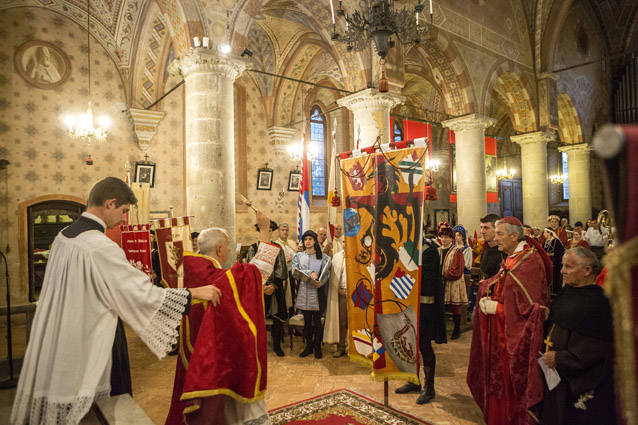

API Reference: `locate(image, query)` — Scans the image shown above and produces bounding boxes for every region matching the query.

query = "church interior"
[0,0,637,424]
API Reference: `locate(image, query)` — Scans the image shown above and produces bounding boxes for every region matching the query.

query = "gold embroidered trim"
[603,236,638,425]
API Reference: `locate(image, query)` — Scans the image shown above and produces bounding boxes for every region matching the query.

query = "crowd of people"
[10,176,618,425]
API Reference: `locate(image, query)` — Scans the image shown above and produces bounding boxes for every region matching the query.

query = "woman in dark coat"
[395,233,447,404]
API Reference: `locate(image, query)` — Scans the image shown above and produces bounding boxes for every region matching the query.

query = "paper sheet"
[538,353,561,391]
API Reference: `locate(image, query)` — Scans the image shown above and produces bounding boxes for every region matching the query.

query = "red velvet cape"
[467,247,549,425]
[165,254,266,425]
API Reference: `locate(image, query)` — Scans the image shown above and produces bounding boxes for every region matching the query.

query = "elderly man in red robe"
[165,211,279,425]
[467,216,552,425]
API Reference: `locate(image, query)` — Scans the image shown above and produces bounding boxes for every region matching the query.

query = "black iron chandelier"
[330,0,433,59]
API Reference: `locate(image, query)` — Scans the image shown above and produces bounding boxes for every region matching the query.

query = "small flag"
[297,123,311,242]
[390,268,415,300]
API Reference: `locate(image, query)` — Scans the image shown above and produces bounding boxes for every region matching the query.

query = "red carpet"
[269,389,435,425]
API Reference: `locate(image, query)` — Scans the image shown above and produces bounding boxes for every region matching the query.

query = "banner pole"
[384,379,389,407]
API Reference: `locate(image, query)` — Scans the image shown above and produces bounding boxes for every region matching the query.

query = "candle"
[329,0,335,24]
[429,0,433,14]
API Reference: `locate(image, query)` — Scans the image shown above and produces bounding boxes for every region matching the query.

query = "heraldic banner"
[152,216,193,288]
[341,147,426,384]
[120,224,153,278]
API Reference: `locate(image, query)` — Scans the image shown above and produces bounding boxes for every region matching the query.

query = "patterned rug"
[268,389,434,425]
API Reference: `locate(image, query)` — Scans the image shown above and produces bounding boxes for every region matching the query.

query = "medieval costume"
[454,225,474,314]
[165,244,278,425]
[544,228,565,294]
[273,235,296,316]
[323,250,347,356]
[11,213,192,425]
[292,230,331,359]
[245,236,288,357]
[539,284,616,425]
[395,236,447,403]
[438,226,467,340]
[468,216,552,425]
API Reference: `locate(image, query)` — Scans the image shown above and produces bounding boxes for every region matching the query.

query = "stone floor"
[0,321,485,425]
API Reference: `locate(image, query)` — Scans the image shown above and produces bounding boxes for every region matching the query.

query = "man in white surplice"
[10,177,221,425]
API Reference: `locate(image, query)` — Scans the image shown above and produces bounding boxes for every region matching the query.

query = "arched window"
[310,106,327,198]
[393,119,404,142]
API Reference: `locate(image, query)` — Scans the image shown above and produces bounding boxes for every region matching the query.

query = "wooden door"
[499,178,523,221]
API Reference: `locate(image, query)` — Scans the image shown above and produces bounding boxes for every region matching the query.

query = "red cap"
[500,216,523,226]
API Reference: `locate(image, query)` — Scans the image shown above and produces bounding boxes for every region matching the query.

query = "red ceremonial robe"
[467,245,549,425]
[165,253,266,425]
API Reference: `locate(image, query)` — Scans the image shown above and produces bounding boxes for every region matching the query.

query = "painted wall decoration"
[14,40,71,89]
[341,146,426,384]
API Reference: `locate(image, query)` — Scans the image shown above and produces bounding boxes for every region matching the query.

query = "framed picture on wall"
[485,155,497,192]
[434,209,450,226]
[257,168,273,191]
[134,162,156,188]
[288,170,302,191]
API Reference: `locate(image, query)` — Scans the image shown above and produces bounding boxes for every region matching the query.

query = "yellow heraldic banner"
[341,147,426,383]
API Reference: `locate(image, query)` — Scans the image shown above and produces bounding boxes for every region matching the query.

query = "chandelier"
[549,173,566,184]
[496,168,516,180]
[330,0,433,59]
[63,0,110,141]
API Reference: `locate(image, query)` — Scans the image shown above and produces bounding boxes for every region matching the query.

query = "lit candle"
[329,0,335,24]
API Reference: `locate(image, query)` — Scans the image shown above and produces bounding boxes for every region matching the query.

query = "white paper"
[538,354,561,391]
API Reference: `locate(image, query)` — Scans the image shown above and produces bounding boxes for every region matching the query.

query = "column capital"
[168,48,247,80]
[441,114,496,132]
[127,108,166,152]
[267,126,298,154]
[558,142,591,153]
[337,88,405,111]
[511,130,557,146]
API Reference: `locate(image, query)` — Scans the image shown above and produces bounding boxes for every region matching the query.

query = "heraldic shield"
[376,306,418,375]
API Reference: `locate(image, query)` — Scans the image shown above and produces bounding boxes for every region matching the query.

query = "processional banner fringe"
[341,147,426,383]
[120,224,153,278]
[152,217,193,288]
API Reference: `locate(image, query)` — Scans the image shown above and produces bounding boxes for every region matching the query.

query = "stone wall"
[0,8,184,304]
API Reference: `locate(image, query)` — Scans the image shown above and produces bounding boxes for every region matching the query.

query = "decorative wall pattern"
[0,8,183,303]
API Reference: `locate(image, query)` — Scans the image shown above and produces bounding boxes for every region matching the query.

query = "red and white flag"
[297,125,311,242]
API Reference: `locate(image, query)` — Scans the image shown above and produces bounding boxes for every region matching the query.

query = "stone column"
[337,88,404,148]
[558,143,592,224]
[441,114,496,233]
[511,131,556,227]
[169,49,245,263]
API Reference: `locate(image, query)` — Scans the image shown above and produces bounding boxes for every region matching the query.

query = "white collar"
[509,241,527,257]
[81,212,107,229]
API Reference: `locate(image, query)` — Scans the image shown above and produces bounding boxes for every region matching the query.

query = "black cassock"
[539,284,616,425]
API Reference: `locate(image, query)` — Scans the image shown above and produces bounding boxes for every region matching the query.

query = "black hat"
[255,220,279,232]
[301,230,322,259]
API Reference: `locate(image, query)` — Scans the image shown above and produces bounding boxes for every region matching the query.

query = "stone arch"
[557,93,584,144]
[413,30,476,116]
[482,61,537,133]
[540,0,575,73]
[154,0,206,57]
[130,3,172,108]
[228,0,366,91]
[271,35,342,127]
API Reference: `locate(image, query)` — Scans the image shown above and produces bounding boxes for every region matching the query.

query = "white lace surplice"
[11,230,189,425]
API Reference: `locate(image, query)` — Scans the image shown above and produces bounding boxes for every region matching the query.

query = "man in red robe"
[467,216,552,425]
[166,212,279,425]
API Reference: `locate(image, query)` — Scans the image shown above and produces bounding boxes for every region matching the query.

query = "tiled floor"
[0,322,485,425]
